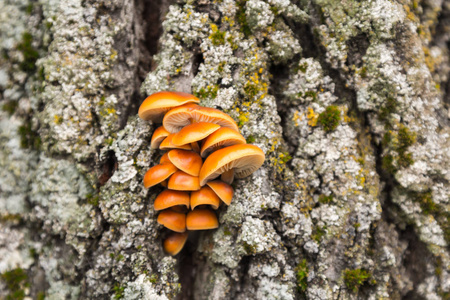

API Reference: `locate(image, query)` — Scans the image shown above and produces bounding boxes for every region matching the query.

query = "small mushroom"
[167,149,203,177]
[157,210,186,232]
[151,126,170,149]
[160,152,171,164]
[163,104,239,133]
[186,208,219,230]
[154,190,190,211]
[172,122,221,153]
[160,134,192,151]
[206,180,234,205]
[199,144,265,186]
[200,127,246,158]
[163,232,189,256]
[138,91,199,122]
[168,170,201,191]
[190,186,220,210]
[143,163,177,188]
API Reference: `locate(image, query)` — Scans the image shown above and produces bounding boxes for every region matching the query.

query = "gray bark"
[0,0,449,299]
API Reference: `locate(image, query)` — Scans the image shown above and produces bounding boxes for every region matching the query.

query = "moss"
[149,274,158,284]
[25,3,34,15]
[18,120,41,150]
[2,101,18,116]
[112,283,125,299]
[210,27,226,46]
[318,194,333,204]
[194,85,219,99]
[86,193,99,206]
[244,82,259,98]
[0,214,22,223]
[279,152,292,164]
[246,135,256,143]
[312,225,327,242]
[36,292,45,300]
[243,242,256,254]
[223,227,232,236]
[1,268,30,300]
[343,268,371,292]
[416,191,437,215]
[16,32,39,72]
[382,126,416,173]
[236,0,251,37]
[295,259,308,293]
[318,105,341,132]
[379,97,397,123]
[382,154,395,174]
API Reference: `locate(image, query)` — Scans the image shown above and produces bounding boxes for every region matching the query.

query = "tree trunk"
[1,0,449,299]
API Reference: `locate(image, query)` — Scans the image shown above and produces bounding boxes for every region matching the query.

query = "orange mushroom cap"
[160,134,192,151]
[154,190,190,211]
[163,232,189,256]
[206,180,234,205]
[160,152,171,164]
[199,144,265,186]
[143,163,177,188]
[167,149,203,177]
[138,91,199,122]
[190,186,220,210]
[186,209,219,230]
[168,170,201,191]
[151,126,170,149]
[200,127,246,158]
[163,105,239,133]
[172,122,221,146]
[157,210,186,232]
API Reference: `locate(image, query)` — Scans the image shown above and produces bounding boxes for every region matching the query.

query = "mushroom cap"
[151,126,170,149]
[167,149,203,176]
[199,144,265,186]
[186,209,219,230]
[157,210,186,233]
[143,163,177,188]
[154,190,190,211]
[160,152,171,164]
[168,170,201,191]
[190,186,220,210]
[138,91,199,122]
[163,232,189,256]
[163,105,239,133]
[172,122,221,146]
[206,180,234,205]
[200,127,246,158]
[160,134,192,151]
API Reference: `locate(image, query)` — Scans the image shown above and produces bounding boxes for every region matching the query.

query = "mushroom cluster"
[138,91,265,255]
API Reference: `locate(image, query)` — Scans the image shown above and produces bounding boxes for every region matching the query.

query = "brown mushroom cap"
[200,127,247,158]
[154,190,190,211]
[160,134,192,151]
[168,170,201,191]
[172,122,221,146]
[190,186,220,210]
[138,91,199,122]
[163,232,189,256]
[206,180,234,205]
[151,126,170,149]
[199,144,265,186]
[157,210,186,232]
[186,209,219,230]
[143,163,177,188]
[167,149,203,176]
[163,105,239,133]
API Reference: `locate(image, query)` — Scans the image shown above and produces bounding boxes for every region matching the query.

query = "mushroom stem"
[191,141,200,153]
[221,169,235,184]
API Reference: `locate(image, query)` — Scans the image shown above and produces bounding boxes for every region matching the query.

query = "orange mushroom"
[143,163,177,188]
[200,127,246,158]
[163,232,189,256]
[190,186,220,210]
[160,134,192,151]
[167,149,203,177]
[138,91,199,122]
[157,210,186,232]
[199,144,265,186]
[160,152,171,164]
[186,209,219,230]
[206,180,234,205]
[168,170,201,191]
[172,122,221,154]
[151,126,170,149]
[154,190,190,211]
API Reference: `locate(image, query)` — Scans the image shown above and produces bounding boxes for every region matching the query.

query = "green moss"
[381,154,395,174]
[246,135,256,143]
[86,193,99,206]
[16,32,39,72]
[318,194,333,204]
[149,274,158,284]
[244,82,259,98]
[210,30,226,46]
[236,0,251,38]
[343,269,371,292]
[18,120,41,150]
[304,91,317,101]
[25,3,33,15]
[379,97,397,123]
[312,226,327,242]
[295,259,308,293]
[279,152,292,164]
[382,126,416,173]
[194,85,219,99]
[1,268,29,300]
[2,101,18,116]
[318,105,341,132]
[112,283,125,299]
[223,227,232,236]
[416,191,437,215]
[0,214,22,223]
[36,292,45,300]
[242,242,256,254]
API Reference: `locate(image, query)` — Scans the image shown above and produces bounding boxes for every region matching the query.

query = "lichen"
[343,268,371,292]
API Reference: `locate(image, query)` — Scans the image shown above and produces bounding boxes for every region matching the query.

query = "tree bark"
[1,0,449,299]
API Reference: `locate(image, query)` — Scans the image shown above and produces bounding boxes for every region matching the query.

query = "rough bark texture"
[0,0,449,299]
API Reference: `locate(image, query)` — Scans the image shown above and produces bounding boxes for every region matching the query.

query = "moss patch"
[18,120,41,150]
[2,101,18,116]
[1,268,30,300]
[112,283,125,299]
[318,194,333,204]
[318,105,341,132]
[210,25,226,46]
[295,259,308,293]
[343,268,371,292]
[16,32,39,72]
